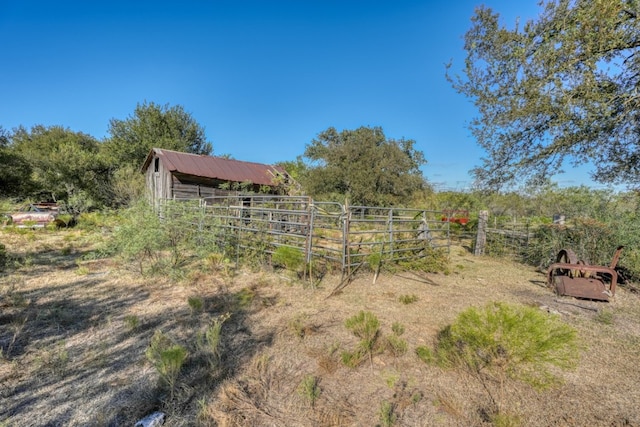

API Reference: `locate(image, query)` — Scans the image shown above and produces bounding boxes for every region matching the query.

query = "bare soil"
[1,229,640,426]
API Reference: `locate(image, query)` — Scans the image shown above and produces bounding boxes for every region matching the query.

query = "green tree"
[11,125,109,204]
[448,0,640,189]
[275,157,307,182]
[301,126,427,206]
[0,126,34,197]
[104,101,212,168]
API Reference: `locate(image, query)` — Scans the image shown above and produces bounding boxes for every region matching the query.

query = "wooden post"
[474,210,488,256]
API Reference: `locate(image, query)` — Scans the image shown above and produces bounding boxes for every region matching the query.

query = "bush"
[145,330,188,399]
[422,302,579,420]
[342,311,381,368]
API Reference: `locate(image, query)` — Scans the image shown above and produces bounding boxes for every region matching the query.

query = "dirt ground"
[1,229,640,426]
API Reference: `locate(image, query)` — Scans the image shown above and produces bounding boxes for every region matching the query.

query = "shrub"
[342,311,380,368]
[422,302,579,419]
[146,330,188,398]
[433,302,578,387]
[386,322,408,358]
[385,335,408,358]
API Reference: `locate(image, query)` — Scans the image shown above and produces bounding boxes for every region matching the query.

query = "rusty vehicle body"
[7,203,60,228]
[547,246,624,301]
[441,209,469,225]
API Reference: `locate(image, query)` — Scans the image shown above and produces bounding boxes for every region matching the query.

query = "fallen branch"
[327,262,364,298]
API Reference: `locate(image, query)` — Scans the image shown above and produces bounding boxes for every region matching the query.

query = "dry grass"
[1,229,640,426]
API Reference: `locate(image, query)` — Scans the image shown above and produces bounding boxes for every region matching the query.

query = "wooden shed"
[141,148,289,204]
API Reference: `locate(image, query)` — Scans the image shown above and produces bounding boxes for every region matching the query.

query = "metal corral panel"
[144,148,284,186]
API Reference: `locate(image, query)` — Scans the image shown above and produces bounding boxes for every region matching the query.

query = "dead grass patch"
[2,229,640,426]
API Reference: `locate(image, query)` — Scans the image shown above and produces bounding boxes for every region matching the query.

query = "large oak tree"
[448,0,640,189]
[11,125,109,204]
[104,101,212,168]
[301,126,428,206]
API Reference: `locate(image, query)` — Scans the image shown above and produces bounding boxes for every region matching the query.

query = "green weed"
[378,401,397,427]
[297,375,321,408]
[145,330,188,398]
[124,315,140,332]
[188,296,205,314]
[197,313,229,370]
[595,309,614,325]
[391,322,405,336]
[398,294,418,305]
[342,311,380,368]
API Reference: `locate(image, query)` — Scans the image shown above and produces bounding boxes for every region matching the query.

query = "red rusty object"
[547,246,624,301]
[441,209,469,225]
[7,203,60,228]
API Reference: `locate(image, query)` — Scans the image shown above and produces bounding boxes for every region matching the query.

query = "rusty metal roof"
[143,148,284,186]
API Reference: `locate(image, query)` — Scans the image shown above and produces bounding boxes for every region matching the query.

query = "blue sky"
[0,1,604,190]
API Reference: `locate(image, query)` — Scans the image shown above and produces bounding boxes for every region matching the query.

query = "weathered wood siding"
[145,154,173,206]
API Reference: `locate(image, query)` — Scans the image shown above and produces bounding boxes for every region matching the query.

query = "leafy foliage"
[110,201,166,274]
[104,101,212,169]
[10,125,110,204]
[0,125,34,197]
[449,1,640,188]
[301,126,428,206]
[378,401,397,427]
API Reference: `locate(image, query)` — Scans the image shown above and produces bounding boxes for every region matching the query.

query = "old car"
[6,203,61,228]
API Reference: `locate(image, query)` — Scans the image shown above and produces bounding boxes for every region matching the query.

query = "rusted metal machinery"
[547,246,624,301]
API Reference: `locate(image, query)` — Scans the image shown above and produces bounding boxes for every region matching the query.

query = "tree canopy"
[104,101,212,168]
[11,125,109,203]
[0,126,34,198]
[448,0,640,189]
[301,126,428,206]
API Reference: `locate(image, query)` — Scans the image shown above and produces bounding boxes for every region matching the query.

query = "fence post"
[305,200,314,265]
[388,209,394,262]
[475,210,488,256]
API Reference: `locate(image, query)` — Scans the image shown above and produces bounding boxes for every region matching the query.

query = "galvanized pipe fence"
[157,195,450,276]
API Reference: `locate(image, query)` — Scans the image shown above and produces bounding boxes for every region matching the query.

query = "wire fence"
[157,195,451,276]
[479,216,640,279]
[484,221,538,260]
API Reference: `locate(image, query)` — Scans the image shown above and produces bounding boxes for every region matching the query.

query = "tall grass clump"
[417,302,579,423]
